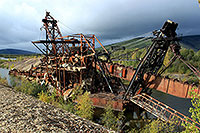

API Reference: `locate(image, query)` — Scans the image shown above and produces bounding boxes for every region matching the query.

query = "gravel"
[0,85,110,132]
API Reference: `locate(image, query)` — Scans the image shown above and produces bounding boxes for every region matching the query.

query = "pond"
[0,68,12,86]
[151,89,191,116]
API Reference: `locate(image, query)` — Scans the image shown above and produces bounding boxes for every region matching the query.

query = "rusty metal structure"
[9,12,200,128]
[30,12,112,96]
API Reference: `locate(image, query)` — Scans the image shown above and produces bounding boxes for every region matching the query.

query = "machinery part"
[131,93,200,130]
[30,12,114,98]
[123,20,180,99]
[95,55,113,93]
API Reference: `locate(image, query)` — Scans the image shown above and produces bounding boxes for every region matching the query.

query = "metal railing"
[130,93,200,130]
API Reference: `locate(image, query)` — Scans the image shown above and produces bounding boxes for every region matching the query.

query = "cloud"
[0,0,200,52]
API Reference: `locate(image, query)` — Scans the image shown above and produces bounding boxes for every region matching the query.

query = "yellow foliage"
[76,91,94,120]
[38,89,58,105]
[38,91,49,103]
[10,64,14,70]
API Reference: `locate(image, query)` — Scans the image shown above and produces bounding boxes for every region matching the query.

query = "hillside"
[102,35,200,84]
[104,37,151,51]
[0,49,36,55]
[103,35,200,51]
[179,35,200,51]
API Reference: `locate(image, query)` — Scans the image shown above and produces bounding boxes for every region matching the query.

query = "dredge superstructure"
[10,12,200,129]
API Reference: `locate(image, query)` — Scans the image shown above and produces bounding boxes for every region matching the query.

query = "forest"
[110,47,200,84]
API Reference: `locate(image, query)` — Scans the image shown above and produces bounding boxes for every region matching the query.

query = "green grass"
[0,76,8,86]
[11,77,46,97]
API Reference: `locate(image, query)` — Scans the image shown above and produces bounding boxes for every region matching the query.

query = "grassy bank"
[1,76,128,131]
[1,75,199,132]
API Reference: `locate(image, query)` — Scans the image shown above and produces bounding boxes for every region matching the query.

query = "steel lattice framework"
[9,12,200,129]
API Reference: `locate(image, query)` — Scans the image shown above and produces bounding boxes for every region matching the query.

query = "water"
[0,68,12,86]
[0,67,192,117]
[151,89,191,116]
[0,57,16,60]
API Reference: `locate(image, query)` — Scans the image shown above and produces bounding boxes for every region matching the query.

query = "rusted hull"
[90,93,126,111]
[10,60,198,99]
[95,62,198,98]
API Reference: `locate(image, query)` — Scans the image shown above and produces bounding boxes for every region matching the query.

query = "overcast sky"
[0,0,200,52]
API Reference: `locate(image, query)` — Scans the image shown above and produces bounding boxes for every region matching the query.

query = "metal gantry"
[9,12,200,129]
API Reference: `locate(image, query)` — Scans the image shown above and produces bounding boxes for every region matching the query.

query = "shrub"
[102,102,117,130]
[182,87,200,132]
[101,102,125,131]
[14,78,46,97]
[10,64,14,70]
[16,56,23,62]
[38,90,51,103]
[58,100,76,113]
[76,91,94,120]
[9,75,20,87]
[75,91,94,120]
[139,118,178,132]
[0,75,8,86]
[38,90,57,104]
[58,85,85,113]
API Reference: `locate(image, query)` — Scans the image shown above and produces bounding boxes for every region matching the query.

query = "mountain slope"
[0,49,36,55]
[104,37,151,51]
[179,35,200,51]
[104,35,200,51]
